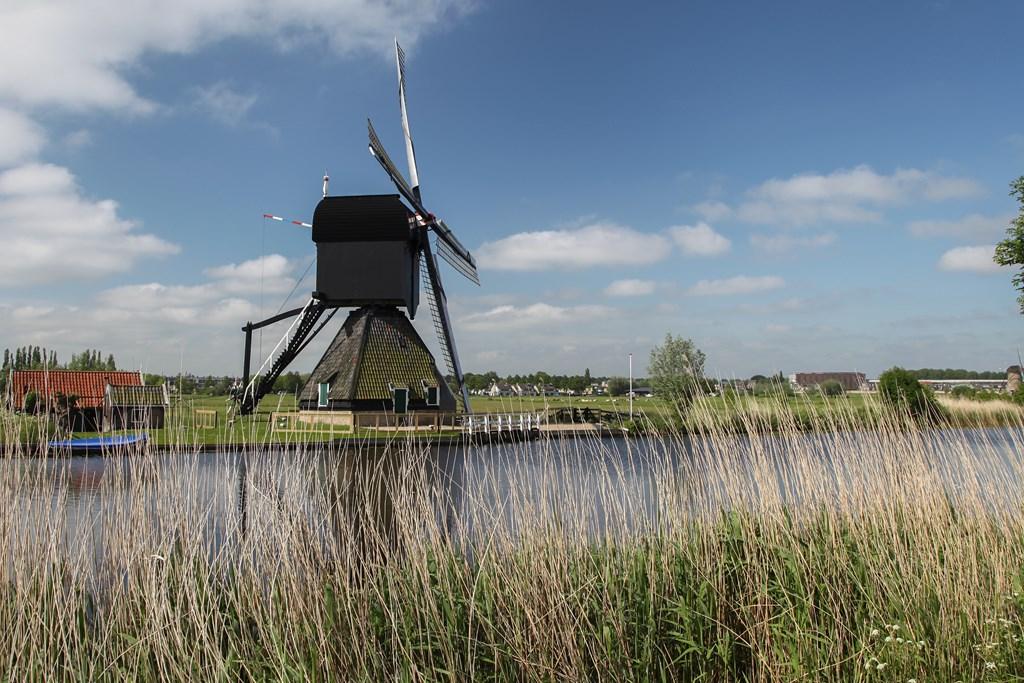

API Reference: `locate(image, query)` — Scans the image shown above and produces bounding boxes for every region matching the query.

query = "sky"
[1,0,1023,379]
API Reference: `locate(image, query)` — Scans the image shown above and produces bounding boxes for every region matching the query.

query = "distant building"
[1008,366,1022,394]
[791,372,867,392]
[514,383,539,397]
[629,386,653,397]
[103,384,170,431]
[488,381,513,397]
[7,370,145,431]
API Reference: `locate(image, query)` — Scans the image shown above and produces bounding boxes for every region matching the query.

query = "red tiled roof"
[8,370,142,409]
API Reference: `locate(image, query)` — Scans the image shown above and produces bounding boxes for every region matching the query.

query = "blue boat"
[48,433,148,455]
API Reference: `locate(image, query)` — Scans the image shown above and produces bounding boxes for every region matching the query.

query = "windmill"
[237,40,478,417]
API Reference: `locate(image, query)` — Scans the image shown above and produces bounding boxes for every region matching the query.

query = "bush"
[752,379,794,399]
[819,380,845,397]
[878,367,943,420]
[950,385,976,399]
[606,378,630,397]
[22,390,38,414]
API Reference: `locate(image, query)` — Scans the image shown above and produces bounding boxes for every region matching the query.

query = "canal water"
[5,427,1024,571]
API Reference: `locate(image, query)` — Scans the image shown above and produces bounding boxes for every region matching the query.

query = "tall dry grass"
[1,398,1024,681]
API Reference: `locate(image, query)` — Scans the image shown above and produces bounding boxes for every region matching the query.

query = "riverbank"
[4,391,1023,454]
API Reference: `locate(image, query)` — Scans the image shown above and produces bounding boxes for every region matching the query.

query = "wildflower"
[870,628,880,637]
[876,662,888,671]
[917,640,925,648]
[885,636,893,642]
[986,661,996,670]
[908,679,917,683]
[896,637,904,643]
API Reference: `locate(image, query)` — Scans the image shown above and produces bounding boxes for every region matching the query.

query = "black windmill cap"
[312,194,413,242]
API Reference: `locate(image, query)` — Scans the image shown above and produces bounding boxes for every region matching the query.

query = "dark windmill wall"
[312,195,419,315]
[299,305,456,412]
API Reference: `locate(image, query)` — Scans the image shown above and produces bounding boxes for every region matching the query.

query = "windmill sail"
[368,119,417,204]
[395,40,420,197]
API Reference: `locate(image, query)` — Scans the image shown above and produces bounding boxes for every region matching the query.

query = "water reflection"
[6,427,1024,573]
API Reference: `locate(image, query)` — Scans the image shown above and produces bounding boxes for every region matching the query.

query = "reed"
[1,397,1024,681]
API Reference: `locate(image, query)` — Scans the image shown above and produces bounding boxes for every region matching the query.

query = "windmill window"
[318,383,330,408]
[390,384,409,414]
[422,380,439,406]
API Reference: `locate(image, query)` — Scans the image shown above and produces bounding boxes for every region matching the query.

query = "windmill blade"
[433,223,480,285]
[420,239,472,413]
[395,39,420,196]
[368,118,419,207]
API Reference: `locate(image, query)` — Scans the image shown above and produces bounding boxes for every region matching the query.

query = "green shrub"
[949,385,976,399]
[753,379,794,399]
[819,380,844,397]
[878,367,943,420]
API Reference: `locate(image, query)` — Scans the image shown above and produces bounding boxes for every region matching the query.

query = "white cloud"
[605,279,656,297]
[0,0,471,114]
[749,232,837,253]
[0,163,178,286]
[731,165,984,227]
[0,107,45,167]
[477,221,671,271]
[460,303,612,331]
[204,254,295,294]
[687,275,785,296]
[692,200,732,221]
[668,222,731,255]
[191,82,259,127]
[908,213,1011,239]
[62,129,93,150]
[937,245,1004,273]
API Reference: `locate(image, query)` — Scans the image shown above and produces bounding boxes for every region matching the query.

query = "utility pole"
[629,353,633,420]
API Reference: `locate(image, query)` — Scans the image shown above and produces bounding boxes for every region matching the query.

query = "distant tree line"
[0,347,117,393]
[903,368,1005,380]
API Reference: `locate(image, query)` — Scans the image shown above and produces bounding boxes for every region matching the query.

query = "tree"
[819,379,845,397]
[648,334,706,411]
[878,367,943,420]
[606,377,630,396]
[995,176,1024,312]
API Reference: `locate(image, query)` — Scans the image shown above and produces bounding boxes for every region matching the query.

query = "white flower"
[885,636,893,642]
[896,637,904,643]
[876,662,888,671]
[870,628,880,637]
[908,679,917,683]
[986,661,997,670]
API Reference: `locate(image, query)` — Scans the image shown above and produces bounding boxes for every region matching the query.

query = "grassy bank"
[7,389,1020,447]
[3,401,1024,680]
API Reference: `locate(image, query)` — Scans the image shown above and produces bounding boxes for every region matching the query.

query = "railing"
[462,412,544,437]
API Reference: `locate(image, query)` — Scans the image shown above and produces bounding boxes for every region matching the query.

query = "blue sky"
[1,0,1023,378]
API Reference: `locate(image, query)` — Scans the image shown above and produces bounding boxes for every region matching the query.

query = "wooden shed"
[102,384,169,431]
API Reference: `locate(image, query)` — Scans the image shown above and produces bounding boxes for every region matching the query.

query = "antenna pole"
[629,353,633,420]
[322,173,329,198]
